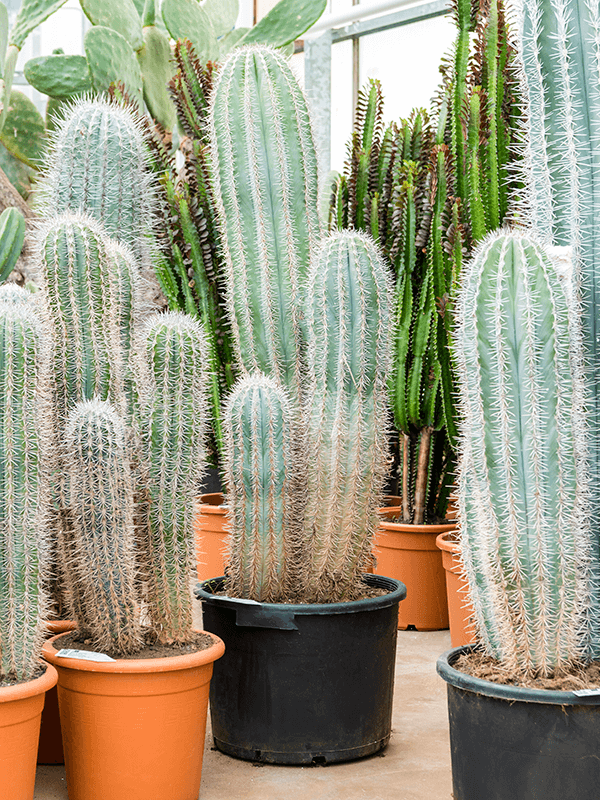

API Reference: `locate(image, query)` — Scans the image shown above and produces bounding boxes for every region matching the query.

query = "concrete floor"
[34,600,453,800]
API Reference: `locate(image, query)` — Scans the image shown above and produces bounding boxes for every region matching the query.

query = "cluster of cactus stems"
[328,0,520,524]
[0,289,54,681]
[454,231,596,676]
[0,97,212,658]
[514,0,600,652]
[211,46,393,604]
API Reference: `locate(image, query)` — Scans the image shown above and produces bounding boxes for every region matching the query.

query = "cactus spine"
[139,312,210,640]
[37,97,156,269]
[224,373,305,602]
[454,231,593,675]
[65,400,141,655]
[304,232,393,603]
[0,301,53,680]
[210,45,322,400]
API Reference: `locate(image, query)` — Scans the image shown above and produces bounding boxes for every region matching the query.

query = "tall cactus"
[454,231,594,675]
[210,45,322,400]
[224,372,305,603]
[515,0,600,646]
[36,97,156,270]
[138,312,210,641]
[64,399,141,655]
[304,231,393,603]
[0,301,53,680]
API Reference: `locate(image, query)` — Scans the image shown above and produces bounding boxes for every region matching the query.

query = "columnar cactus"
[224,373,305,603]
[515,0,600,645]
[138,312,210,641]
[37,97,156,269]
[37,212,126,422]
[304,231,393,603]
[64,400,141,655]
[0,301,53,680]
[454,231,594,675]
[210,45,322,400]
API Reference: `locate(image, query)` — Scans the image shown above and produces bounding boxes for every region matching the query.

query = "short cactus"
[454,231,594,675]
[37,97,156,269]
[224,372,305,602]
[37,212,127,421]
[138,312,210,641]
[64,399,141,656]
[0,302,54,681]
[303,231,394,602]
[210,45,322,400]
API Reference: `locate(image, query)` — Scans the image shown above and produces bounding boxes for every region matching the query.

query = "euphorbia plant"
[210,45,394,604]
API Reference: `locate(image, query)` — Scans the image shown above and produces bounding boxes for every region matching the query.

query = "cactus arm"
[0,206,25,283]
[65,400,141,655]
[467,90,487,243]
[482,0,500,230]
[450,0,471,202]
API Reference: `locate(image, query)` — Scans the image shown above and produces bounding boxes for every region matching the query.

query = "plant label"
[55,648,115,662]
[572,688,600,697]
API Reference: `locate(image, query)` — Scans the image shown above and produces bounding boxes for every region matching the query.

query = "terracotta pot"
[38,620,76,765]
[194,492,229,582]
[435,533,476,647]
[373,497,454,630]
[0,661,58,800]
[43,630,225,800]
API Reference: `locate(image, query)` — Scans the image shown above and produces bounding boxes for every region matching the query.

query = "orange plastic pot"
[42,630,225,800]
[373,498,454,630]
[194,492,229,582]
[0,661,58,800]
[38,620,76,765]
[436,532,476,647]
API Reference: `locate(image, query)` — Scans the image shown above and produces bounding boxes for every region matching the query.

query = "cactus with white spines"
[64,400,141,656]
[224,373,305,603]
[454,230,595,676]
[36,97,156,270]
[304,231,394,603]
[0,301,54,680]
[138,312,210,641]
[210,45,322,401]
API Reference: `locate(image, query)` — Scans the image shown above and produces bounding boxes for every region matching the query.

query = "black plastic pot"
[437,646,600,800]
[195,574,406,764]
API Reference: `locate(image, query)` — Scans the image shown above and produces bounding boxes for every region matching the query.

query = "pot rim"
[0,660,58,704]
[435,531,461,553]
[437,645,600,706]
[196,573,407,616]
[42,630,225,674]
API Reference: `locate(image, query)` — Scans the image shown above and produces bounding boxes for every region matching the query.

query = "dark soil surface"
[455,650,600,691]
[56,630,214,660]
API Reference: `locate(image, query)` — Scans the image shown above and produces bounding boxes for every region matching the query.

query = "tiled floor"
[34,599,453,800]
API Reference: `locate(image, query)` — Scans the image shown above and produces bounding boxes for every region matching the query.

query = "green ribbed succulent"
[304,232,393,602]
[0,300,54,681]
[212,48,394,603]
[515,0,600,651]
[64,399,141,655]
[0,207,25,284]
[224,373,305,602]
[139,311,210,641]
[210,45,322,402]
[37,97,156,270]
[454,231,594,676]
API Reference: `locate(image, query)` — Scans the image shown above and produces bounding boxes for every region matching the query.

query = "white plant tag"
[55,648,115,662]
[572,688,600,697]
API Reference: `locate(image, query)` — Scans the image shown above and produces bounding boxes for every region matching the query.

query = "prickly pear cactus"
[64,399,141,655]
[304,231,393,603]
[455,231,595,675]
[0,301,54,680]
[224,372,306,602]
[210,45,322,401]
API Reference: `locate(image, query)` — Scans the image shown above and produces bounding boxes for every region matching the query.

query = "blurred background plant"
[327,0,521,523]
